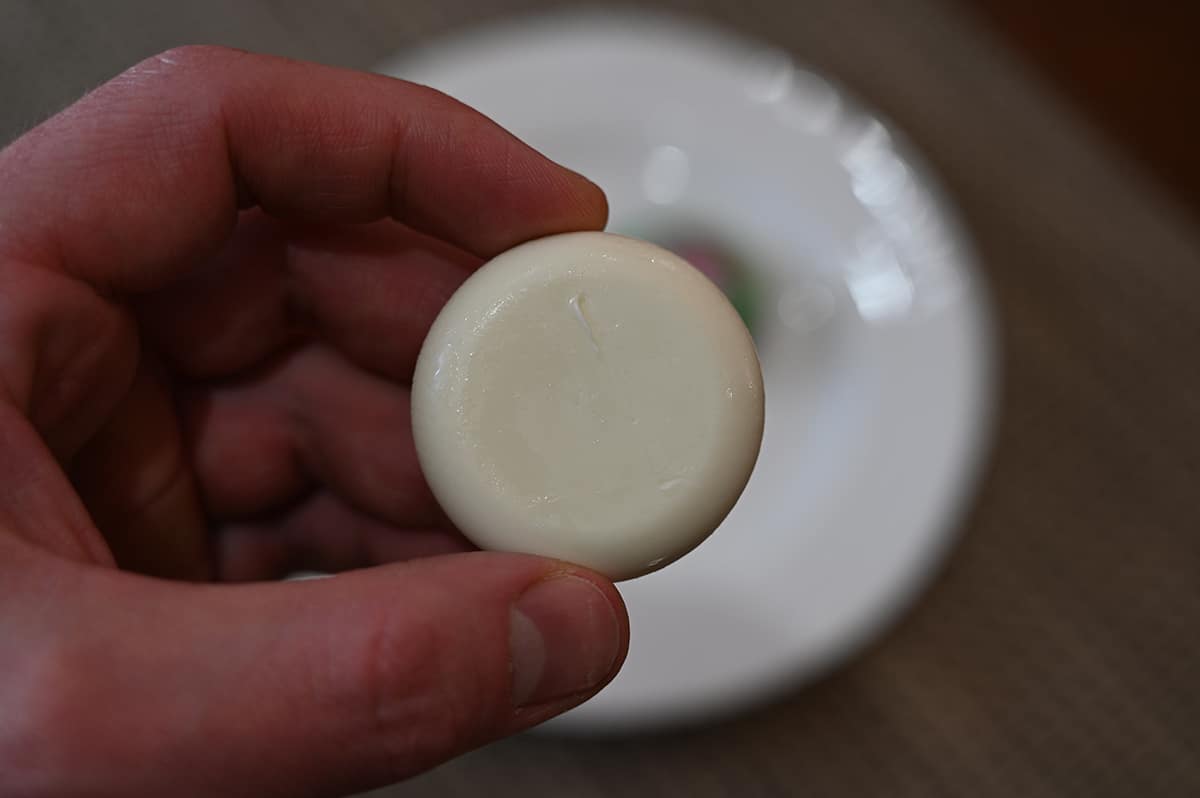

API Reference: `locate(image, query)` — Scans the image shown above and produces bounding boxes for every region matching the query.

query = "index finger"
[0,46,607,290]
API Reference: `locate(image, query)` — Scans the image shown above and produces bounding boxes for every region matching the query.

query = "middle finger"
[138,210,479,382]
[183,344,441,527]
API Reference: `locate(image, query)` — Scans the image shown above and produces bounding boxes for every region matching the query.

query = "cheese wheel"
[412,232,763,580]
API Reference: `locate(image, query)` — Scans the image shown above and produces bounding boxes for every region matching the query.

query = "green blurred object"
[630,226,762,339]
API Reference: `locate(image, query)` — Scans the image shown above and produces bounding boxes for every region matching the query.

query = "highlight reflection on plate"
[380,11,996,734]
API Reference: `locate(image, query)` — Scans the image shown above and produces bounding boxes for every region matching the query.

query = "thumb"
[12,551,627,797]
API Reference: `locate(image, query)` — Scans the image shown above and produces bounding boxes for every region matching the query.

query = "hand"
[0,47,626,797]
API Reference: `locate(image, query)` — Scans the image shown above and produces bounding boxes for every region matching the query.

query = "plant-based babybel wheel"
[411,231,764,580]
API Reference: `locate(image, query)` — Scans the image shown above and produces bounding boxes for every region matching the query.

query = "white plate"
[379,11,996,734]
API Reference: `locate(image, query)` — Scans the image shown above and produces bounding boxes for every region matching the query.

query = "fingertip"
[509,570,626,710]
[560,167,610,234]
[450,146,611,257]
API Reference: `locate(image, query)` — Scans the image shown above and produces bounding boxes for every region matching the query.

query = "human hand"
[0,47,626,797]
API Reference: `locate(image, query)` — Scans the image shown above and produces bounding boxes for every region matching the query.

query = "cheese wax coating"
[411,231,764,580]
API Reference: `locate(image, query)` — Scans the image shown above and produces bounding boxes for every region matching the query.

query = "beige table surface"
[3,1,1199,796]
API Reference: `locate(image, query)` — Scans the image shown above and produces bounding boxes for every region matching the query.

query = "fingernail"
[510,575,621,708]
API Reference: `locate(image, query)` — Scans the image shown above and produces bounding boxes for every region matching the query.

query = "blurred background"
[3,1,1199,796]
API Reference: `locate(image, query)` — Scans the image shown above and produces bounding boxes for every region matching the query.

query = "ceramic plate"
[379,11,996,734]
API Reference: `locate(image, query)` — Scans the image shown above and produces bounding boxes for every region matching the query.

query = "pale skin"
[0,47,628,797]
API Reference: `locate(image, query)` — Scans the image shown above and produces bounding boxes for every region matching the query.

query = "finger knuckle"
[0,640,95,794]
[0,261,139,452]
[147,44,237,72]
[112,46,242,97]
[348,607,487,779]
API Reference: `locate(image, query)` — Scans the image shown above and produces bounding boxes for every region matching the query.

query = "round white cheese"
[412,231,763,580]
